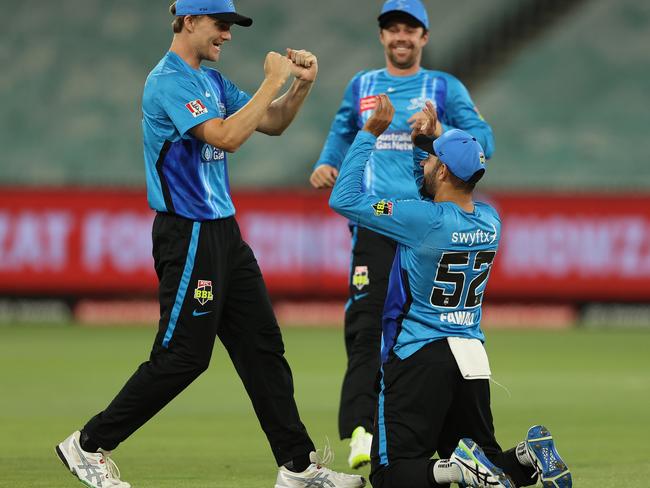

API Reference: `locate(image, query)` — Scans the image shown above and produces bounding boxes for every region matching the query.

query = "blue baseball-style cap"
[378,0,429,30]
[414,129,487,183]
[175,0,252,26]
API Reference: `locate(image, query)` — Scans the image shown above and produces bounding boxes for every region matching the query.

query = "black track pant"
[369,340,537,488]
[339,226,397,439]
[83,213,314,465]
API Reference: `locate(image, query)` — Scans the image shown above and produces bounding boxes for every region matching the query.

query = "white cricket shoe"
[275,447,366,488]
[449,438,514,488]
[55,431,131,488]
[348,426,372,469]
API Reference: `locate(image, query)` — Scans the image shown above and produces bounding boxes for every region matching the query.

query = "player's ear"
[184,15,196,33]
[379,28,385,43]
[438,163,450,181]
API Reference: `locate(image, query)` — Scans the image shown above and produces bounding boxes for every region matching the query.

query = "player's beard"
[386,42,419,70]
[421,173,437,200]
[421,160,441,200]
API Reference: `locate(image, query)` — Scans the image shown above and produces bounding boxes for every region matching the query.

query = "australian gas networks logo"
[201,144,225,163]
[451,224,498,247]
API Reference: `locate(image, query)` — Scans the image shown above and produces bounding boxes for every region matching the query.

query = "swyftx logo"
[451,225,497,247]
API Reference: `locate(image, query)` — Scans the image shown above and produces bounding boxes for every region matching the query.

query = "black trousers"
[339,226,397,439]
[369,340,537,488]
[83,213,314,465]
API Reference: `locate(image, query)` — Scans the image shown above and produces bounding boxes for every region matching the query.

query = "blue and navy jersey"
[142,52,251,221]
[315,68,494,200]
[330,132,501,362]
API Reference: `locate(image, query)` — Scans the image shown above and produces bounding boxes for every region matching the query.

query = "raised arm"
[256,49,318,136]
[410,101,439,198]
[330,95,439,247]
[190,51,292,152]
[444,76,495,158]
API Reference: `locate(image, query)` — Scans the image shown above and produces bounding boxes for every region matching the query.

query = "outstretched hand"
[286,48,318,82]
[409,100,442,143]
[363,94,394,137]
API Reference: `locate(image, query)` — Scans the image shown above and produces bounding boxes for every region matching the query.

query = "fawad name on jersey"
[440,311,476,326]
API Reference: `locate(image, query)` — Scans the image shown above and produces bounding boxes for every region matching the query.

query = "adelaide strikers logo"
[194,280,214,305]
[352,266,370,290]
[407,96,434,111]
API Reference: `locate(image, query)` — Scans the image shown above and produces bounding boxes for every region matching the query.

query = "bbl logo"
[194,280,214,305]
[352,266,369,290]
[372,200,393,216]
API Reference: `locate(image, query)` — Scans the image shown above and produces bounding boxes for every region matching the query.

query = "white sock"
[516,441,533,467]
[433,459,462,484]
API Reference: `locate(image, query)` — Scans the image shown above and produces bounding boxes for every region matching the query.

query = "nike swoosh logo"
[192,310,212,317]
[353,292,369,301]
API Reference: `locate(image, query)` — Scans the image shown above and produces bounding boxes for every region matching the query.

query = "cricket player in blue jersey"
[329,95,572,488]
[55,1,365,487]
[309,0,495,469]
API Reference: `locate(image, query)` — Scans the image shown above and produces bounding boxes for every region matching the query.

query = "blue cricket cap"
[175,0,252,26]
[378,0,429,30]
[414,129,487,183]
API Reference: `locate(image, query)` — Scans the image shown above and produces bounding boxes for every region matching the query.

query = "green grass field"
[1,325,649,487]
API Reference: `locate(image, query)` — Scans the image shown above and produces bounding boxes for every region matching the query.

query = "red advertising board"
[486,193,650,301]
[0,189,155,293]
[1,188,650,301]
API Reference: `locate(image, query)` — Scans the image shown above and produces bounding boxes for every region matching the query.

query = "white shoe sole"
[55,441,75,475]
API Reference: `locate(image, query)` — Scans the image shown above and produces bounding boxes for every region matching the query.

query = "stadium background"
[1,0,650,487]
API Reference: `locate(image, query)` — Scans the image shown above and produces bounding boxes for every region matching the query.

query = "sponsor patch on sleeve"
[185,99,208,117]
[372,200,393,216]
[359,95,378,112]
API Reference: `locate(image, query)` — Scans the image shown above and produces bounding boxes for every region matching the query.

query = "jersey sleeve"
[444,76,495,159]
[329,131,442,247]
[314,73,363,171]
[155,73,221,137]
[221,74,252,116]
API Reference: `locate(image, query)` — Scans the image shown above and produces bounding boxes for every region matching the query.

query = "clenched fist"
[309,164,338,189]
[286,48,318,82]
[264,51,292,85]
